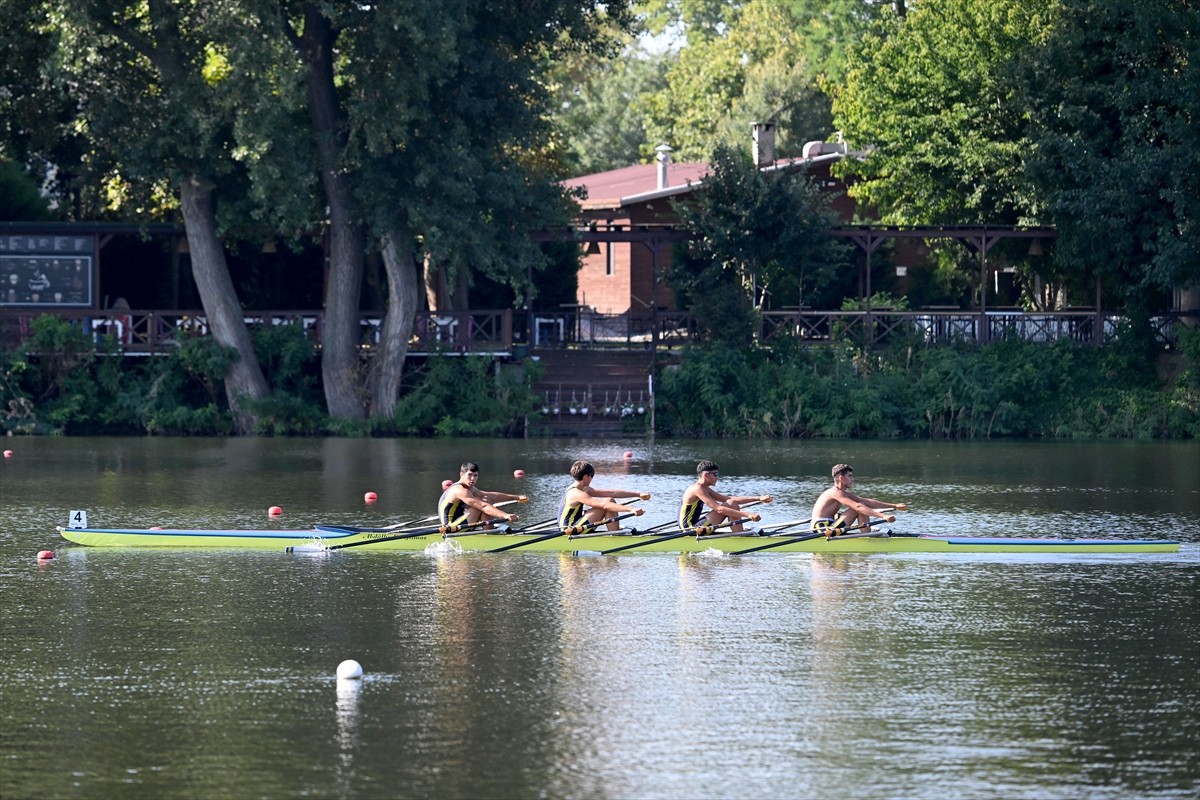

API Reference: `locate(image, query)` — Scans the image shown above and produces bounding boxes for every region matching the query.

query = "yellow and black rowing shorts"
[812,517,847,537]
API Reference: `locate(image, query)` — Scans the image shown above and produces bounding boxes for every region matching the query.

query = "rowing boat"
[56,525,1181,554]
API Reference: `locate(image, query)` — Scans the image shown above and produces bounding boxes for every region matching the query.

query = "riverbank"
[3,314,1198,438]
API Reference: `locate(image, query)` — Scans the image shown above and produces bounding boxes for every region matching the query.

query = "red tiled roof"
[564,162,710,210]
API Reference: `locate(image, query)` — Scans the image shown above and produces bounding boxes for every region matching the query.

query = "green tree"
[0,0,84,217]
[671,144,849,344]
[32,0,271,433]
[1018,0,1200,313]
[642,0,833,161]
[0,160,52,220]
[782,0,908,86]
[832,0,1048,226]
[552,45,671,174]
[245,0,630,420]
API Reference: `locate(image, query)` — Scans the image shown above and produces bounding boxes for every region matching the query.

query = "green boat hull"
[57,526,1181,554]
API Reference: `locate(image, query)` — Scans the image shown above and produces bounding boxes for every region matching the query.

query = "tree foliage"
[642,0,833,161]
[832,0,1048,225]
[1018,0,1200,307]
[671,144,849,344]
[552,44,671,174]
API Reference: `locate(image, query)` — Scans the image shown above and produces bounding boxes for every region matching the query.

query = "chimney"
[655,144,672,189]
[752,122,776,167]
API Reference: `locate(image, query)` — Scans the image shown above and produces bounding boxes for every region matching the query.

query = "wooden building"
[562,131,861,320]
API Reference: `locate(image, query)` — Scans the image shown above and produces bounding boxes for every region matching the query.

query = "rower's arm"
[483,490,529,504]
[466,496,520,522]
[729,494,772,505]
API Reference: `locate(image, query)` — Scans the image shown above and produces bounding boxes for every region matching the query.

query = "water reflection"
[2,439,1197,800]
[334,677,361,791]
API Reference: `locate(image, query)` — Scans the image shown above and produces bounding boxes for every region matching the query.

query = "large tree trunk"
[178,176,270,434]
[369,233,422,418]
[423,253,445,312]
[300,6,366,420]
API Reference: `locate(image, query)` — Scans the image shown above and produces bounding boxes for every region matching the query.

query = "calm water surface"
[1,437,1198,799]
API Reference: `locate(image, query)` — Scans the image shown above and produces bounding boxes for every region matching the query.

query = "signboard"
[0,235,94,307]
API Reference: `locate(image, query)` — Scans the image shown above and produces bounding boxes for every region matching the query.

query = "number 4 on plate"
[68,510,88,529]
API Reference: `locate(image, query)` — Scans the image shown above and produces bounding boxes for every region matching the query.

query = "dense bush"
[389,356,539,437]
[656,334,1200,439]
[3,314,1196,438]
[0,316,539,437]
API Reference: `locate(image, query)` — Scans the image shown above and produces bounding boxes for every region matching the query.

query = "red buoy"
[268,506,283,516]
[2,449,12,458]
[441,479,453,490]
[513,469,525,478]
[36,550,55,560]
[364,491,378,503]
[623,450,634,459]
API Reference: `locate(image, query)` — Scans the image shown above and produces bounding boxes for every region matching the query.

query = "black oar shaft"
[731,532,823,555]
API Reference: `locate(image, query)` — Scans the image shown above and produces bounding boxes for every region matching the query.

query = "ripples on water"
[1,438,1198,799]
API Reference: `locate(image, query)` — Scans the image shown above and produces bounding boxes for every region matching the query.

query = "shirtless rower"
[810,463,906,537]
[679,460,771,533]
[558,460,649,532]
[438,461,525,529]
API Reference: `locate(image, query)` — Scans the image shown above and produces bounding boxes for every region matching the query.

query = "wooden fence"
[1,306,1193,355]
[0,309,512,356]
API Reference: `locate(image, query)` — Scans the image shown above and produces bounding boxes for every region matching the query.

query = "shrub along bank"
[3,314,1198,438]
[656,329,1200,439]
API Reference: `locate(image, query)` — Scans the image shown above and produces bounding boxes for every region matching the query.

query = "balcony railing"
[532,308,1195,350]
[0,309,513,355]
[1,306,1193,354]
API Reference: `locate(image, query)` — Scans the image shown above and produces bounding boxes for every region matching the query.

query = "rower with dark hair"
[438,461,525,529]
[679,460,771,533]
[558,460,650,533]
[810,463,906,537]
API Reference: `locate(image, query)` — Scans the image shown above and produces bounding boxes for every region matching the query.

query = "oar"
[730,518,890,555]
[488,504,644,554]
[383,513,439,531]
[504,515,558,533]
[758,518,812,533]
[326,522,484,550]
[597,500,765,555]
[730,531,825,555]
[317,500,525,536]
[296,512,482,552]
[696,528,768,541]
[595,526,698,555]
[315,521,434,535]
[287,523,446,553]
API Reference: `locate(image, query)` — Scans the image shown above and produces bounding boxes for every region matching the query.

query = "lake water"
[1,437,1198,799]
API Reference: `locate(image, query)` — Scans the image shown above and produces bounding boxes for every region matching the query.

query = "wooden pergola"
[829,224,1061,314]
[534,221,1064,312]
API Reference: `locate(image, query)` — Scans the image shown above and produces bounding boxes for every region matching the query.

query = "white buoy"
[336,659,363,680]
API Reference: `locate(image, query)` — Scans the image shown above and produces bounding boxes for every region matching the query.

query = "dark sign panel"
[0,235,94,307]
